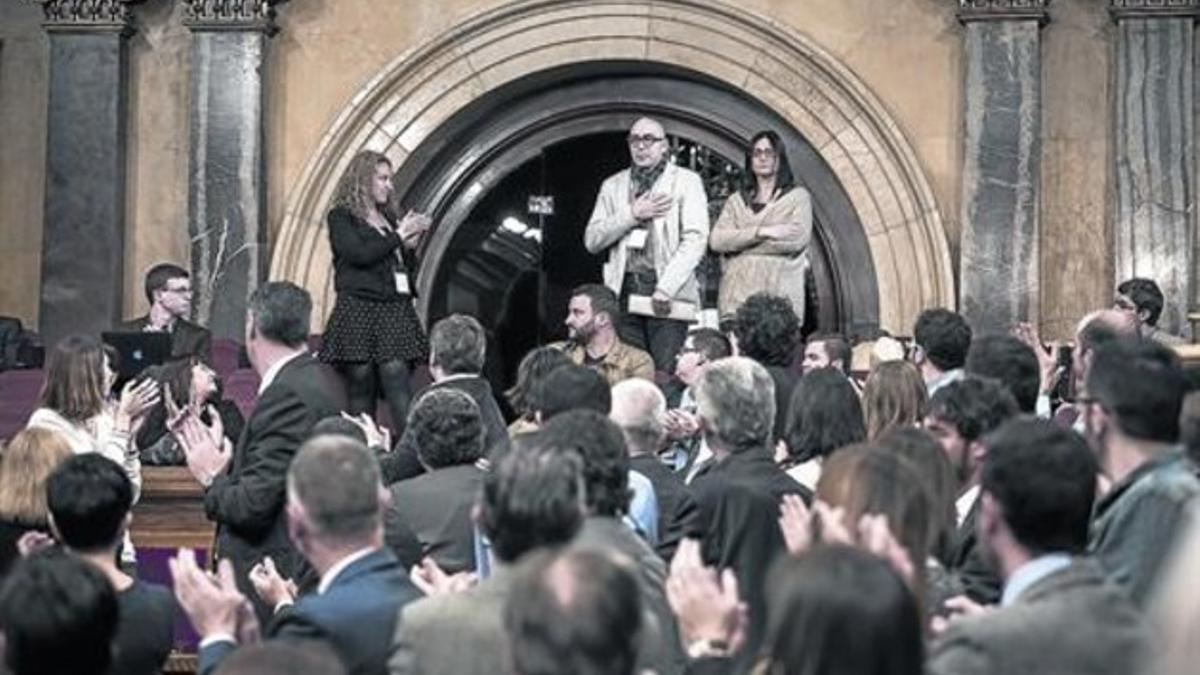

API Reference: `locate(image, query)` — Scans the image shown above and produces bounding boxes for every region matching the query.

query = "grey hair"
[610,379,666,455]
[286,435,382,543]
[694,356,776,453]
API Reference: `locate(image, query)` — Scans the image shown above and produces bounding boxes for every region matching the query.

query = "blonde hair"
[0,427,74,524]
[862,360,927,440]
[330,150,392,222]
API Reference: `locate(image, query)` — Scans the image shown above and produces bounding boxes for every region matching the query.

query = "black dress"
[321,206,428,364]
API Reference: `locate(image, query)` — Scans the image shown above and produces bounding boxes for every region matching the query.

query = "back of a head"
[876,427,958,558]
[214,641,347,675]
[40,333,107,422]
[926,376,1020,443]
[1076,309,1137,353]
[0,427,72,524]
[1117,277,1166,327]
[688,327,732,362]
[404,388,484,468]
[733,293,800,367]
[784,367,866,464]
[534,364,611,420]
[47,454,133,553]
[430,314,487,375]
[507,347,573,416]
[287,436,383,546]
[480,441,586,563]
[764,546,922,675]
[982,418,1097,554]
[505,548,642,675]
[694,356,776,453]
[541,410,630,518]
[0,549,118,675]
[863,360,927,439]
[965,334,1040,413]
[610,379,666,456]
[250,281,312,347]
[309,415,368,445]
[913,308,972,372]
[1087,338,1187,444]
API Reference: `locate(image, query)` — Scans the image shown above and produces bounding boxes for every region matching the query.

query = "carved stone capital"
[1110,0,1200,20]
[957,0,1051,25]
[34,0,144,33]
[183,0,287,34]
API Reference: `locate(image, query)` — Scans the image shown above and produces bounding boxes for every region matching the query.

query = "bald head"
[610,379,666,456]
[628,117,667,168]
[1076,309,1138,342]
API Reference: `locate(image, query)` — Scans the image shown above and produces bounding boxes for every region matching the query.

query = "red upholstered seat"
[0,369,45,443]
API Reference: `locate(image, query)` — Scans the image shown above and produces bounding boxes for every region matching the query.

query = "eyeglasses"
[752,148,777,158]
[628,134,665,148]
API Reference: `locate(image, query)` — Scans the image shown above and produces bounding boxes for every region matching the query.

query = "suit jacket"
[584,163,709,304]
[201,549,422,675]
[927,560,1147,675]
[629,454,701,561]
[951,496,1003,605]
[117,314,212,363]
[386,463,483,573]
[388,565,515,675]
[204,354,340,621]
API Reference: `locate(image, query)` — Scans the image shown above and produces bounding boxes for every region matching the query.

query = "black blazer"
[387,463,484,574]
[950,495,1002,605]
[328,206,418,303]
[117,314,212,363]
[629,455,701,562]
[204,354,340,622]
[199,549,423,675]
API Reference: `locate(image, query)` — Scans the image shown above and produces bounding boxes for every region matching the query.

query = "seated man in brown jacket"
[555,283,654,386]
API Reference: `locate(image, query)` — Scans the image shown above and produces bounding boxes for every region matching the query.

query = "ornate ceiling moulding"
[34,0,145,34]
[182,0,288,34]
[1110,0,1200,20]
[957,0,1051,25]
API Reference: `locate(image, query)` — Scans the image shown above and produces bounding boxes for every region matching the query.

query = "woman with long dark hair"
[777,367,866,489]
[709,130,812,322]
[321,150,432,431]
[135,355,244,465]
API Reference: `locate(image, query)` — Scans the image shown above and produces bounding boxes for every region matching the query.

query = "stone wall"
[0,0,1123,339]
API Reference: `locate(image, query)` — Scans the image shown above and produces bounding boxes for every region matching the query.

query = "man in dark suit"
[924,376,1019,605]
[172,435,422,675]
[928,419,1147,675]
[385,388,485,573]
[175,282,339,622]
[383,314,508,482]
[117,263,212,362]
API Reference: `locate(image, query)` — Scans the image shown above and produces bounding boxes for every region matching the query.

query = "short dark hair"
[0,550,119,675]
[506,549,642,675]
[808,332,850,374]
[47,454,133,553]
[571,284,621,324]
[913,309,972,372]
[733,293,801,367]
[214,642,347,675]
[533,364,611,420]
[404,388,484,468]
[309,415,368,445]
[506,347,573,417]
[429,314,487,375]
[982,418,1098,554]
[480,441,586,563]
[926,376,1018,443]
[783,367,865,464]
[287,436,383,544]
[1117,277,1166,326]
[687,327,732,362]
[144,263,189,304]
[1087,338,1187,444]
[763,546,923,675]
[541,410,630,517]
[965,334,1040,413]
[1077,317,1122,355]
[249,281,311,347]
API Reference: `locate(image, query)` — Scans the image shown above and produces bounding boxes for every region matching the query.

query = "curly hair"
[540,410,630,518]
[330,150,392,222]
[506,347,572,419]
[404,388,485,469]
[733,293,800,367]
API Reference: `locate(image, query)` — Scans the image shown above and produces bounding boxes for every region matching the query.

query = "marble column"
[183,1,283,339]
[1110,1,1198,335]
[35,1,141,345]
[957,1,1049,334]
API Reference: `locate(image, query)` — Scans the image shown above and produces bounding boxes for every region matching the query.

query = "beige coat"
[709,187,812,320]
[584,163,710,306]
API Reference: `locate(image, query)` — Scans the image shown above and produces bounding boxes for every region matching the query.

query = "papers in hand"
[628,294,697,322]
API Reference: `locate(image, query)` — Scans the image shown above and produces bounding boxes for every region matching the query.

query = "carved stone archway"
[271,0,955,333]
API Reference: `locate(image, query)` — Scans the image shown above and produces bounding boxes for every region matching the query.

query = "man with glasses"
[118,263,211,362]
[584,117,710,373]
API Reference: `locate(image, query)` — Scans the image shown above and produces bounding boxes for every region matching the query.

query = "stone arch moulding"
[271,0,956,333]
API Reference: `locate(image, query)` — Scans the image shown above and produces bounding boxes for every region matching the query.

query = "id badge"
[394,272,411,295]
[627,228,648,250]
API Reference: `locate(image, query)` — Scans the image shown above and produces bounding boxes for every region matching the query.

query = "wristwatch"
[685,637,730,660]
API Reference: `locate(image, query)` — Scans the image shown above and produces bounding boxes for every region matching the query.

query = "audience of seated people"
[9,262,1200,675]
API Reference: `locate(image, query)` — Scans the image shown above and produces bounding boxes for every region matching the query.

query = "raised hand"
[409,557,476,597]
[666,538,747,655]
[249,556,295,609]
[632,192,673,221]
[778,494,813,557]
[175,415,232,487]
[115,377,161,433]
[170,551,245,639]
